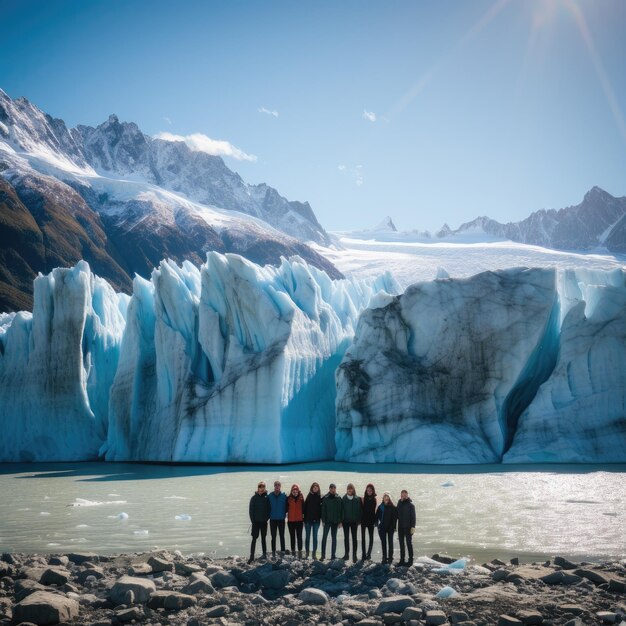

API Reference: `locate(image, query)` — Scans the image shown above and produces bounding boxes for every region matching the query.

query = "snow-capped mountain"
[373,216,397,232]
[443,187,626,250]
[0,88,336,312]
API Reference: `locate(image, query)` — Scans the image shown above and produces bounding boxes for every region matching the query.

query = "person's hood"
[399,497,413,503]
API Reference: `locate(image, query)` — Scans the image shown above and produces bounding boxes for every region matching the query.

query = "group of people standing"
[248,480,416,566]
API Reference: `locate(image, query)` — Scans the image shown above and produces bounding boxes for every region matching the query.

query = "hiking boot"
[248,555,254,564]
[398,560,406,567]
[342,553,349,561]
[305,550,310,559]
[312,551,317,560]
[407,558,414,567]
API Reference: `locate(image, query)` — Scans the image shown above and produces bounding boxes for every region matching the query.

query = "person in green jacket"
[342,482,362,562]
[320,483,343,560]
[248,481,271,563]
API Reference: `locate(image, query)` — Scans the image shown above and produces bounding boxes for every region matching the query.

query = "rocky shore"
[0,551,624,626]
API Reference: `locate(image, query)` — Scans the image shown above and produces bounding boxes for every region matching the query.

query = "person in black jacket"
[396,489,416,566]
[361,483,377,560]
[248,481,271,563]
[303,481,322,559]
[376,491,398,564]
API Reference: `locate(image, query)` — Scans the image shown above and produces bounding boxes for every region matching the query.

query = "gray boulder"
[110,575,156,605]
[148,555,173,573]
[205,605,230,617]
[175,561,203,575]
[298,587,329,605]
[425,611,448,626]
[13,590,79,625]
[182,573,215,595]
[210,569,238,588]
[148,590,197,610]
[260,569,290,590]
[67,552,97,565]
[375,596,416,615]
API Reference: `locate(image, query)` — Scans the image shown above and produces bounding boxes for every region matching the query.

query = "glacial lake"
[0,463,624,563]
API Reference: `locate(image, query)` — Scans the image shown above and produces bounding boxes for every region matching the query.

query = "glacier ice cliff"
[0,254,396,462]
[1,259,625,463]
[0,262,128,461]
[336,267,626,464]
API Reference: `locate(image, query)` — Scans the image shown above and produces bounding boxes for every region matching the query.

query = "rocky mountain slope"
[0,89,336,312]
[442,186,626,250]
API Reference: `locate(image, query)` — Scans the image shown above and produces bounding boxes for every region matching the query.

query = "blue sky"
[1,0,625,232]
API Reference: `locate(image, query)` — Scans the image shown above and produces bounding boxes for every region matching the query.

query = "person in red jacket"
[287,483,305,557]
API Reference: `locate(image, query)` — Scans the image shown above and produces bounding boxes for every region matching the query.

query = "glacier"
[0,254,397,463]
[335,267,626,463]
[1,257,625,464]
[0,262,128,461]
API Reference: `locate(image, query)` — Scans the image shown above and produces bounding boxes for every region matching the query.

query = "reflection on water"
[0,462,624,562]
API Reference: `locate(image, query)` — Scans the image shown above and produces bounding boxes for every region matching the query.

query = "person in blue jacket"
[268,479,288,556]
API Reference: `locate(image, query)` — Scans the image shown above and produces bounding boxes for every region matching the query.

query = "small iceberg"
[108,512,129,520]
[175,514,192,521]
[165,495,188,500]
[70,497,127,507]
[133,529,149,536]
[440,480,455,488]
[436,585,458,598]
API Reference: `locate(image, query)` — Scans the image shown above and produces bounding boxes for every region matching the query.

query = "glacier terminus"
[0,254,625,464]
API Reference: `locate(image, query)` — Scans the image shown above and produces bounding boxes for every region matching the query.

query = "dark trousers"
[321,522,338,558]
[398,528,414,563]
[250,521,267,557]
[270,519,286,552]
[378,527,395,562]
[343,522,358,559]
[288,521,303,552]
[361,524,374,558]
[305,520,320,553]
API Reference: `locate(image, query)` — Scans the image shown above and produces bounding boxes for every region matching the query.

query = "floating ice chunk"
[75,524,90,529]
[436,585,458,598]
[436,266,450,279]
[218,541,223,546]
[175,514,191,521]
[440,480,455,488]
[71,497,127,507]
[46,542,60,547]
[165,496,188,500]
[108,493,121,497]
[433,559,467,574]
[133,529,149,535]
[40,512,50,516]
[107,512,129,520]
[174,550,184,558]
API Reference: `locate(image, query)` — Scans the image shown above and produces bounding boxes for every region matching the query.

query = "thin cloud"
[154,131,257,162]
[258,107,279,118]
[163,116,172,126]
[338,164,363,186]
[363,109,377,122]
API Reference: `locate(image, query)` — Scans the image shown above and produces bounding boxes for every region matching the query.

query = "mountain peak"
[107,114,119,125]
[374,216,397,232]
[583,186,610,203]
